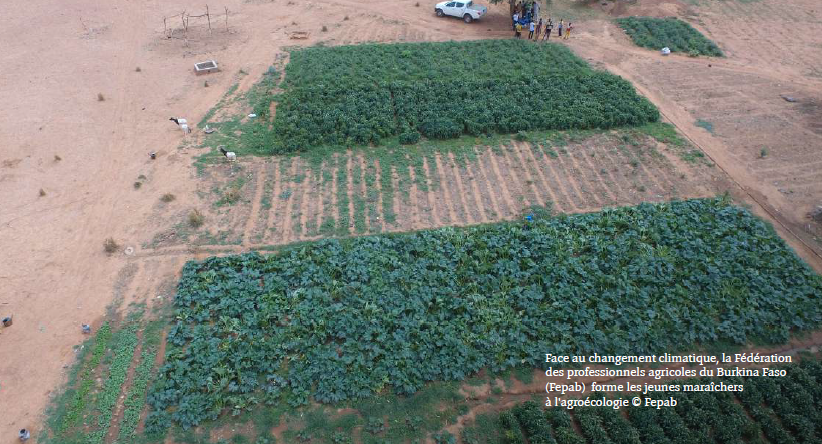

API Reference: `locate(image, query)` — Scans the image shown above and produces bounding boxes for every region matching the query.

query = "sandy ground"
[1,0,821,441]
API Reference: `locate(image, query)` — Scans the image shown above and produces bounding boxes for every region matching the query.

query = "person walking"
[558,19,563,38]
[535,18,543,40]
[515,22,523,39]
[528,20,536,39]
[512,11,519,31]
[543,18,553,41]
[564,22,572,39]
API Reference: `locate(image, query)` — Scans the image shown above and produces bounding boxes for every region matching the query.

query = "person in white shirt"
[528,21,536,39]
[512,12,519,31]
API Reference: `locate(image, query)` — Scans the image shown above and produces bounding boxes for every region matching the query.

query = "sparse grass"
[103,237,120,254]
[681,149,706,163]
[279,189,293,200]
[695,119,715,134]
[188,209,205,228]
[160,193,176,202]
[632,122,686,146]
[220,188,242,205]
[39,188,46,197]
[97,93,105,101]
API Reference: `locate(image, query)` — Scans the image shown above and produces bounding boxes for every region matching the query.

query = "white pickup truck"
[434,0,487,23]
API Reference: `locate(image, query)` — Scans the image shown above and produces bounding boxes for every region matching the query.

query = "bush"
[399,130,421,145]
[160,193,176,203]
[515,130,530,142]
[188,209,204,228]
[103,238,119,254]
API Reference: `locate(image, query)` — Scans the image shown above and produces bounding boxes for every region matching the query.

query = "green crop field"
[144,198,822,432]
[617,17,724,57]
[462,357,822,443]
[251,40,659,154]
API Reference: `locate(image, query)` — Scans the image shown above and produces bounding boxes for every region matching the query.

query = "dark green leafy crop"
[617,17,724,57]
[267,40,658,153]
[147,198,822,429]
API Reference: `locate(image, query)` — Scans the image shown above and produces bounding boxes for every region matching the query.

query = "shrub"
[133,182,142,189]
[103,238,119,254]
[39,188,46,197]
[515,130,530,142]
[97,93,105,101]
[160,193,176,202]
[321,25,328,32]
[188,209,204,228]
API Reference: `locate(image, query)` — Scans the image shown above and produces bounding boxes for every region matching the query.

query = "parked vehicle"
[434,0,487,23]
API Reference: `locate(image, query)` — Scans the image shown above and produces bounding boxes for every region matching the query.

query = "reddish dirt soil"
[2,0,821,441]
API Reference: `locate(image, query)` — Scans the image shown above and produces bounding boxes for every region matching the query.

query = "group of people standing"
[513,15,572,41]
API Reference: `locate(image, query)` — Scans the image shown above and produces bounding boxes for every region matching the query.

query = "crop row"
[617,17,724,56]
[145,198,822,430]
[86,322,140,444]
[282,40,591,86]
[271,73,658,152]
[466,358,822,443]
[114,320,163,443]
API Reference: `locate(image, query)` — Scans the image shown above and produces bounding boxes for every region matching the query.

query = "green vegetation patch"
[617,17,724,56]
[268,40,658,153]
[146,198,822,430]
[462,357,822,443]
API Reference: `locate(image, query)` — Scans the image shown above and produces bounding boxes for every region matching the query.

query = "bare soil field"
[140,131,722,255]
[1,0,821,441]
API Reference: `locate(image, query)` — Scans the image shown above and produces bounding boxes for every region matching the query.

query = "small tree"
[489,0,537,15]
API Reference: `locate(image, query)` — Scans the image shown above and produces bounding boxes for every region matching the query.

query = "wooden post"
[206,5,211,33]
